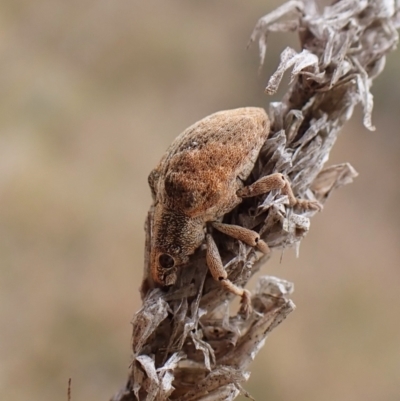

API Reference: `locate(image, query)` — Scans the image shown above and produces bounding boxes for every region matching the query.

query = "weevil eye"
[159,254,175,269]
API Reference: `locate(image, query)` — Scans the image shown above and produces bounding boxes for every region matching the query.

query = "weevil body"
[148,107,321,313]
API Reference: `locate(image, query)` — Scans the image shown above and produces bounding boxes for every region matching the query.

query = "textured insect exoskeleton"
[148,107,321,313]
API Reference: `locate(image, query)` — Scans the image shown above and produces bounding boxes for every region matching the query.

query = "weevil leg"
[211,221,270,254]
[237,172,322,211]
[206,234,252,317]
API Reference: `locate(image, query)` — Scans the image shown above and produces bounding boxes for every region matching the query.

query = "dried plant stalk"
[111,1,399,400]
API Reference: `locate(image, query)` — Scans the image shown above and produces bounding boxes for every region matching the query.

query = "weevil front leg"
[237,172,322,211]
[206,234,252,316]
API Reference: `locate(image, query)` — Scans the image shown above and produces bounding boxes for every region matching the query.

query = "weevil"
[148,107,321,313]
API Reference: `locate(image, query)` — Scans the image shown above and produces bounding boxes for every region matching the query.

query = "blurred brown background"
[1,1,399,400]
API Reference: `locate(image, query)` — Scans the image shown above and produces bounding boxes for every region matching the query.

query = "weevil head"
[151,205,205,286]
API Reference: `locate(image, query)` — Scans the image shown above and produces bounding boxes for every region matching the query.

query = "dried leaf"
[136,355,159,401]
[311,163,359,200]
[131,292,169,356]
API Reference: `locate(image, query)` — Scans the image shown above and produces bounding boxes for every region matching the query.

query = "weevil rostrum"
[148,107,321,313]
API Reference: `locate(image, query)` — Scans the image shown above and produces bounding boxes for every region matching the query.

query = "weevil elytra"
[148,107,321,313]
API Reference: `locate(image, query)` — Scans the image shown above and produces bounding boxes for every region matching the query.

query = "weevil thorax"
[151,203,205,286]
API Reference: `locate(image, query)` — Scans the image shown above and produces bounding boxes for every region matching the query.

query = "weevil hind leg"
[237,172,322,211]
[206,234,252,317]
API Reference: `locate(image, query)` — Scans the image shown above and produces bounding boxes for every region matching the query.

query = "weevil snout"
[150,206,206,287]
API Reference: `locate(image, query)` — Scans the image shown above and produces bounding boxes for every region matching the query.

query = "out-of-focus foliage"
[0,1,399,401]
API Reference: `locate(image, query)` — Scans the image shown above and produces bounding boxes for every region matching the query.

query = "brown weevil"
[148,107,321,313]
